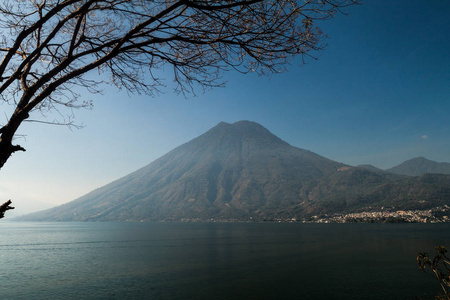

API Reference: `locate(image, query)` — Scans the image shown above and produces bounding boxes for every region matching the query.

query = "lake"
[0,222,448,299]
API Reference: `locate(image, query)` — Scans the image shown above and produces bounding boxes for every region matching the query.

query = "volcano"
[18,121,450,222]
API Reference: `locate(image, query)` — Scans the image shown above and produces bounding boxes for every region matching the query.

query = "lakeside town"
[308,205,450,223]
[173,206,450,223]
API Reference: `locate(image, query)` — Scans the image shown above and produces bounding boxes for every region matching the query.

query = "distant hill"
[357,164,384,173]
[386,157,450,176]
[17,121,450,222]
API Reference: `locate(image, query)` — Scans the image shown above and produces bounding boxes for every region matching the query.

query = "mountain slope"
[17,121,450,222]
[387,157,450,176]
[19,121,344,221]
[357,164,385,173]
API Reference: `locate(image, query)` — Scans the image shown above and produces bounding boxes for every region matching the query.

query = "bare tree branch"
[0,0,359,170]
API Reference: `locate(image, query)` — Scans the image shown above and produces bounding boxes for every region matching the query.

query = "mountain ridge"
[386,156,450,176]
[16,121,450,222]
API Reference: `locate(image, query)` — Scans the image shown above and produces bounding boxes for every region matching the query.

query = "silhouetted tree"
[418,246,450,299]
[0,0,358,215]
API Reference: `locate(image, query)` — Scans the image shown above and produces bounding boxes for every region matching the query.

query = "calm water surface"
[1,222,449,299]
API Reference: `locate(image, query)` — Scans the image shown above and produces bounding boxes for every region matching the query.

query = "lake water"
[0,222,449,299]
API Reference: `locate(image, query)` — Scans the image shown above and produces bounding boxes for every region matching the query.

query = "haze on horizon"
[1,1,449,216]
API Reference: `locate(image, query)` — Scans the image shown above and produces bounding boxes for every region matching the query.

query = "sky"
[1,1,450,215]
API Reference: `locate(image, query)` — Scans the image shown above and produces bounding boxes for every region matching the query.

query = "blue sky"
[1,1,450,215]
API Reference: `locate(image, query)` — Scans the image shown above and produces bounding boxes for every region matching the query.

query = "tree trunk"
[0,110,28,169]
[0,111,28,219]
[0,141,26,169]
[0,200,14,218]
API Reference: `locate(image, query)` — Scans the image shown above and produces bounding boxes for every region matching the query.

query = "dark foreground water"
[1,222,449,299]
